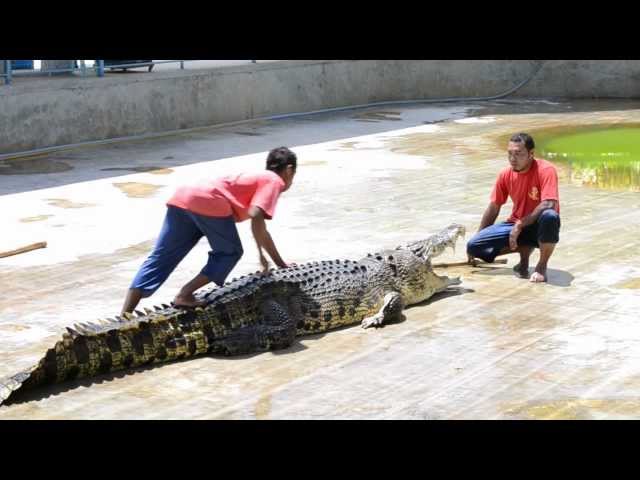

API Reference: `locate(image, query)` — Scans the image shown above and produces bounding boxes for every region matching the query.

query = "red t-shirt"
[490,158,560,223]
[167,170,285,222]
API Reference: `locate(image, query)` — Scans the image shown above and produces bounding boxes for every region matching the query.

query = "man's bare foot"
[173,294,206,308]
[530,266,547,283]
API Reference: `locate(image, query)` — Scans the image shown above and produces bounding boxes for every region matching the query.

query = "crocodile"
[0,223,465,406]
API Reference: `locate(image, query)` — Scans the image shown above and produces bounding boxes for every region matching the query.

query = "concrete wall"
[1,60,640,155]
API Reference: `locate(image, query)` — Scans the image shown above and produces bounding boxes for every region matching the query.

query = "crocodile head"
[396,223,466,262]
[381,223,466,305]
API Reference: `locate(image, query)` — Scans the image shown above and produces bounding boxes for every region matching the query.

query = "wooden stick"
[0,241,47,258]
[433,258,508,268]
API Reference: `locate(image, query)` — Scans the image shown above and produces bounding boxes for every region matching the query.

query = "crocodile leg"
[361,292,404,329]
[208,299,297,356]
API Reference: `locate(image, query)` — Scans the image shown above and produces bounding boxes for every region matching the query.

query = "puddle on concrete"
[330,140,382,152]
[113,182,164,198]
[0,324,31,332]
[233,131,264,136]
[254,393,272,419]
[0,157,74,175]
[352,110,402,122]
[336,141,360,150]
[385,131,477,157]
[100,166,174,175]
[302,160,328,167]
[498,123,640,191]
[422,119,449,125]
[46,198,96,209]
[505,398,640,419]
[615,278,640,289]
[19,215,53,223]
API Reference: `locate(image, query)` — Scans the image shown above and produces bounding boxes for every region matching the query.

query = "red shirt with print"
[167,170,285,222]
[490,158,560,223]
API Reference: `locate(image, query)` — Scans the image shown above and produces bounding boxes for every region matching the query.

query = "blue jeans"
[466,209,560,263]
[131,205,243,297]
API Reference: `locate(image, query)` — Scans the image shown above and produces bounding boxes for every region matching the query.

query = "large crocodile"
[0,224,465,406]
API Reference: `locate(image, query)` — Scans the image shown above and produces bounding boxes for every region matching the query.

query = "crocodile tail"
[0,308,203,407]
[0,358,50,406]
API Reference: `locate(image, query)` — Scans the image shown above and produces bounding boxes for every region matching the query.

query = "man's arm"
[249,206,288,271]
[509,200,557,250]
[519,200,557,228]
[478,202,502,231]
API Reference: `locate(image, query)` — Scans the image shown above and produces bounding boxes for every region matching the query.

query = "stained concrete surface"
[1,99,639,419]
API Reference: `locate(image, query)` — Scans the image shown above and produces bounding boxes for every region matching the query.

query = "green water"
[534,125,640,191]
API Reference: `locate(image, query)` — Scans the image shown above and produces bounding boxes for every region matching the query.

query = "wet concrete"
[100,166,174,175]
[1,99,639,419]
[0,156,74,175]
[19,215,53,223]
[46,198,95,209]
[112,182,164,198]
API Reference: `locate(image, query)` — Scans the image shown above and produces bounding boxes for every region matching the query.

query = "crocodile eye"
[387,255,394,261]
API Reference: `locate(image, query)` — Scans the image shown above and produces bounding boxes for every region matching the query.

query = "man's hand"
[509,221,522,251]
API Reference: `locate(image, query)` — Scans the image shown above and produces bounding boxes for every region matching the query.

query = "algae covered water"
[534,125,640,191]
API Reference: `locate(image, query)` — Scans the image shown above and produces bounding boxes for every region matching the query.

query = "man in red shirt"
[466,133,561,283]
[121,146,297,314]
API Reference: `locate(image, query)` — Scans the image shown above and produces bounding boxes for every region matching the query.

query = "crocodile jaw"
[398,223,466,261]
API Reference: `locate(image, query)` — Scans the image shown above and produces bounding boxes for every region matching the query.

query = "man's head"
[266,146,297,191]
[508,133,535,172]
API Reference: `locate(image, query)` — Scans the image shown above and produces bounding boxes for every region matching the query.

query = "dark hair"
[266,146,297,173]
[510,133,535,151]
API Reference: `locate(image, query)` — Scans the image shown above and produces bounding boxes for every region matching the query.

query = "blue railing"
[1,60,12,85]
[2,60,189,85]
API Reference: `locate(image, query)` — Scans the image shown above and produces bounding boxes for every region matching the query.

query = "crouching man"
[467,133,560,283]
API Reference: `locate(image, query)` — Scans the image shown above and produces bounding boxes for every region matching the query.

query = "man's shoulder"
[535,157,558,173]
[497,166,513,179]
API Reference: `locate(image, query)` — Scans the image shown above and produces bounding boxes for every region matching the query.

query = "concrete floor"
[1,99,639,419]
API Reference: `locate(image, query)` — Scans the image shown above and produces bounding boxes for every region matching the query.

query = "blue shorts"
[130,205,243,298]
[466,209,560,263]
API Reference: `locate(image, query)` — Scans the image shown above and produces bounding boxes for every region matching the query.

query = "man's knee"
[466,233,490,259]
[538,209,560,243]
[539,209,560,226]
[466,237,481,257]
